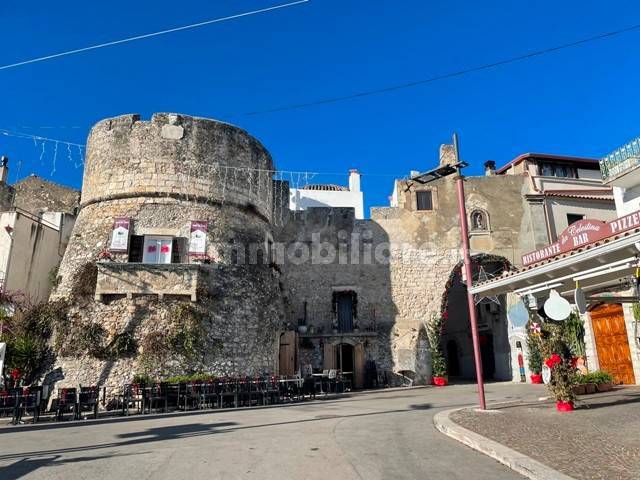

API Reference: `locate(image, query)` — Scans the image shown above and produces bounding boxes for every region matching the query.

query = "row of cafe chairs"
[0,387,41,424]
[55,386,100,421]
[120,375,333,415]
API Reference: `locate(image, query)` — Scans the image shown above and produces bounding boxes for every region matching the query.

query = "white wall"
[2,211,75,303]
[613,185,640,216]
[289,171,365,219]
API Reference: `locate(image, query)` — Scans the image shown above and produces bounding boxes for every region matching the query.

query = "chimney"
[0,156,8,183]
[348,169,361,192]
[484,160,496,176]
[439,144,456,166]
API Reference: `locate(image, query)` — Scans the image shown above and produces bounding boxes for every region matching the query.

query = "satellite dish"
[544,290,572,321]
[574,287,587,314]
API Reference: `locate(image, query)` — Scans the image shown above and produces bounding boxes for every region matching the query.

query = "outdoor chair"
[199,380,218,409]
[264,377,281,405]
[179,382,199,410]
[0,389,18,419]
[55,388,77,421]
[16,386,41,423]
[77,386,99,419]
[166,383,180,409]
[326,370,338,393]
[218,379,238,408]
[146,383,168,413]
[122,384,145,416]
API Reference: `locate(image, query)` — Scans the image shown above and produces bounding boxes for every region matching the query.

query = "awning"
[470,230,640,298]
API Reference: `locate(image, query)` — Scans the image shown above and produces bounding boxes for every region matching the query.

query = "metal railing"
[600,136,640,181]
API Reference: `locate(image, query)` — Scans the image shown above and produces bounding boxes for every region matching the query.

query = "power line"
[0,128,85,147]
[0,0,310,72]
[240,22,640,116]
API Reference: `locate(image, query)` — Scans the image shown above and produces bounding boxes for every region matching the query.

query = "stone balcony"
[95,262,202,302]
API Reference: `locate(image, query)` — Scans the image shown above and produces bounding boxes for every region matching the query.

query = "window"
[143,236,173,264]
[128,235,188,264]
[416,191,433,211]
[567,213,584,226]
[539,162,577,179]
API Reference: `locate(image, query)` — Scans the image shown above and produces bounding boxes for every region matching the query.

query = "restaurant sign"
[521,210,640,266]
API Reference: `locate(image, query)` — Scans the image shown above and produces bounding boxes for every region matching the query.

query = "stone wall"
[50,113,284,395]
[12,175,80,215]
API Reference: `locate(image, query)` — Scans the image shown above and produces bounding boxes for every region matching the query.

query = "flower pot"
[572,384,586,396]
[596,382,612,392]
[584,383,597,394]
[432,376,448,387]
[530,373,543,384]
[556,401,574,412]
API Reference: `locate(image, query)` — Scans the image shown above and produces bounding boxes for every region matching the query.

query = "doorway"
[590,303,636,385]
[336,343,354,373]
[447,340,460,377]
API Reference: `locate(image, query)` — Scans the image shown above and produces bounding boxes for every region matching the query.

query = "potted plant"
[427,313,448,386]
[191,254,212,264]
[592,370,614,392]
[526,321,543,383]
[97,249,114,262]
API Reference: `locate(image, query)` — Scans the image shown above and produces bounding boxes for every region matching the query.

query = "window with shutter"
[416,191,433,211]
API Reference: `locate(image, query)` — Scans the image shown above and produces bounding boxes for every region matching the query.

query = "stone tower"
[51,113,284,394]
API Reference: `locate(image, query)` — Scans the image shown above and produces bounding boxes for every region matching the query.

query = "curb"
[433,407,576,480]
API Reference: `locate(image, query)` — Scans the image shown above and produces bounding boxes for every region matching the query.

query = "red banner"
[522,210,640,266]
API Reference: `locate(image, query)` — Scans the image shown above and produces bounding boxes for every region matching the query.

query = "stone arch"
[470,209,490,231]
[437,253,514,380]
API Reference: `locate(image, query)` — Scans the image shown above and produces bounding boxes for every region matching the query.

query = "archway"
[439,254,512,381]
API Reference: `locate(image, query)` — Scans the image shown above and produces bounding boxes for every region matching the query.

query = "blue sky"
[1,0,640,215]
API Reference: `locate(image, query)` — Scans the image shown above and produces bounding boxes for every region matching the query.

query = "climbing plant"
[427,313,447,377]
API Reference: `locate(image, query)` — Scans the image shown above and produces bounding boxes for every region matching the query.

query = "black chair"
[17,386,41,423]
[199,381,218,409]
[77,386,99,419]
[146,383,168,413]
[56,388,77,421]
[0,390,16,418]
[218,379,238,408]
[264,377,281,405]
[179,382,200,410]
[122,384,145,416]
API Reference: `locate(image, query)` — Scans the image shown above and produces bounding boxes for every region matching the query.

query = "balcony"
[600,137,640,187]
[95,262,202,302]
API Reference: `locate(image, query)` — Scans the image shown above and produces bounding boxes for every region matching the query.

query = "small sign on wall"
[189,221,208,256]
[109,217,130,252]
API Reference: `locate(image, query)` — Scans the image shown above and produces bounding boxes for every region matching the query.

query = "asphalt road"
[0,382,544,479]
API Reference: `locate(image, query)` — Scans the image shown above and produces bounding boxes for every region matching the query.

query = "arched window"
[470,210,489,231]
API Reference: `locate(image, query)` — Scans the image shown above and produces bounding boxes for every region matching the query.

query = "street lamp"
[410,133,487,410]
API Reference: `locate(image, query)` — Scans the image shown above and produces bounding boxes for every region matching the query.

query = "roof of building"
[302,184,349,192]
[496,153,600,175]
[542,189,614,201]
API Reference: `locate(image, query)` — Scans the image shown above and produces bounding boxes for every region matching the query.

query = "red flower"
[544,354,562,369]
[442,311,449,319]
[10,368,21,380]
[570,357,578,369]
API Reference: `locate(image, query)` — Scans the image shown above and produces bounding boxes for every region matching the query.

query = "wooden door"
[323,343,336,370]
[279,331,298,376]
[590,304,636,385]
[354,343,365,389]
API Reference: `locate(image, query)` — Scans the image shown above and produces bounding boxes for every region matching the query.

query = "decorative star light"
[473,266,501,305]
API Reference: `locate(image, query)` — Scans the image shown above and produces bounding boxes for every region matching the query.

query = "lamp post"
[410,133,487,410]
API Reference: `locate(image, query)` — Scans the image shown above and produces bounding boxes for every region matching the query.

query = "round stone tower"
[51,113,285,395]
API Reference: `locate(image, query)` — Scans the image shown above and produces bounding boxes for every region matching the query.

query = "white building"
[289,169,364,219]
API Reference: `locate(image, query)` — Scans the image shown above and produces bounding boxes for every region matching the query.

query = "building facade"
[0,159,79,303]
[41,112,620,394]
